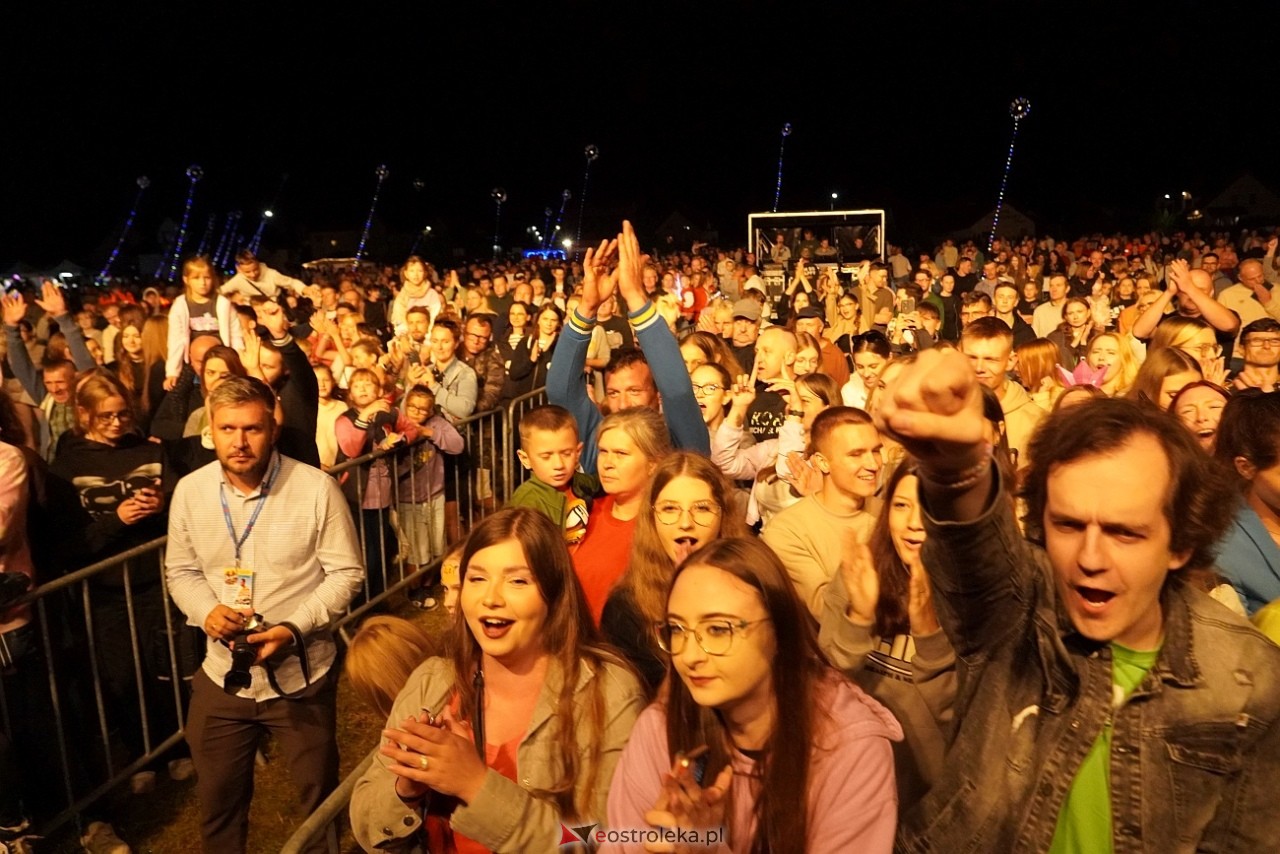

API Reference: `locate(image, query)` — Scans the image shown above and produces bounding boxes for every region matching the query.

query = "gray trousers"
[186,667,338,854]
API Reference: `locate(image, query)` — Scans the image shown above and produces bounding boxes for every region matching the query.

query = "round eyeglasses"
[654,618,771,656]
[653,501,721,526]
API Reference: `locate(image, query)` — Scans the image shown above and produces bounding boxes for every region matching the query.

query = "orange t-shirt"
[425,695,523,854]
[570,495,636,624]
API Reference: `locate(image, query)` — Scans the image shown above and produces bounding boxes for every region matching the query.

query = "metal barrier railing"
[0,535,185,840]
[1,386,548,844]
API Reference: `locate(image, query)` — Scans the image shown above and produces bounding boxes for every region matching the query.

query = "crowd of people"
[2,219,1280,853]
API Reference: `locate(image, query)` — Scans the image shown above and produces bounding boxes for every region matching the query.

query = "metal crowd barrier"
[0,536,185,841]
[1,386,548,845]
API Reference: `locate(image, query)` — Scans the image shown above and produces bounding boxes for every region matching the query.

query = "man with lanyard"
[166,376,363,854]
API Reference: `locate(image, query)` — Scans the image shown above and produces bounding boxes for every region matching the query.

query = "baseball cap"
[795,306,825,322]
[732,299,762,321]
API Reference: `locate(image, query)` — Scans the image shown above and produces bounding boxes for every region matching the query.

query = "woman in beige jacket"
[351,508,645,853]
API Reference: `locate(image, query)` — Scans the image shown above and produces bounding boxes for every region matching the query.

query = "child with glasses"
[604,537,901,853]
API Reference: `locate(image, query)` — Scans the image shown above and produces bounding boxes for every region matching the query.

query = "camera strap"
[264,621,312,700]
[471,665,486,761]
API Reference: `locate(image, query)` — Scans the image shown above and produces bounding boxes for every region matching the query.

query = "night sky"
[3,0,1272,268]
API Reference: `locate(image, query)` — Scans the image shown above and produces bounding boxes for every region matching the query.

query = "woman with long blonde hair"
[1086,332,1140,397]
[572,408,671,622]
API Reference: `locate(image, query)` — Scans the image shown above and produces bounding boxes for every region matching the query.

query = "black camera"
[223,613,266,694]
[0,571,31,611]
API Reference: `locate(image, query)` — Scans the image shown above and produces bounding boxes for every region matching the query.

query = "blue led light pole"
[773,123,792,212]
[989,98,1030,252]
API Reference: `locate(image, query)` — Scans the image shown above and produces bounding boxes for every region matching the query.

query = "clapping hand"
[1166,259,1191,300]
[616,220,649,313]
[838,533,879,625]
[642,749,733,854]
[579,238,619,318]
[381,707,489,805]
[779,450,823,497]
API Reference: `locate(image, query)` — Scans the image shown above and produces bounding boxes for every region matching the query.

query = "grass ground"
[45,593,449,854]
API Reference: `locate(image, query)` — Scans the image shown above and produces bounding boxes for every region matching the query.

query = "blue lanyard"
[219,454,281,567]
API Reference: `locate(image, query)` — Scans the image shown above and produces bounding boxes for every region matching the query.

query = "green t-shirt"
[1048,642,1160,854]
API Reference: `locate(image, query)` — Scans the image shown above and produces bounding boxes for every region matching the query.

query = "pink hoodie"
[602,670,903,853]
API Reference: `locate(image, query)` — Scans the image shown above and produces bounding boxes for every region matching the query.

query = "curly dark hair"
[1020,397,1236,574]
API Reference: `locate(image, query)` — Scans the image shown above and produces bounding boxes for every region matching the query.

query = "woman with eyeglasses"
[352,508,646,853]
[601,452,748,694]
[603,537,901,853]
[792,331,823,377]
[1149,315,1227,385]
[689,362,734,440]
[50,373,171,563]
[48,372,183,785]
[826,291,861,360]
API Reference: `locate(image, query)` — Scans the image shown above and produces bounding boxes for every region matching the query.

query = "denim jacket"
[899,473,1280,853]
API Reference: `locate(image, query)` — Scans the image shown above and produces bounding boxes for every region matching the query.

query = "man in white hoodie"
[961,316,1044,468]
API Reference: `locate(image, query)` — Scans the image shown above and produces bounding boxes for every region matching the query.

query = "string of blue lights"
[989,98,1030,251]
[98,176,149,281]
[548,189,571,250]
[213,211,241,270]
[195,213,217,258]
[773,123,792,213]
[355,165,389,265]
[575,145,599,256]
[165,165,203,281]
[491,188,507,259]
